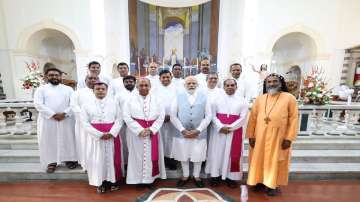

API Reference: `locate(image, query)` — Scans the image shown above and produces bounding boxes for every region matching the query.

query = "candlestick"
[137,56,140,78]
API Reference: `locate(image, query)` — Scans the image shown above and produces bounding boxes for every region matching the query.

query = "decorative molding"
[17,19,82,51]
[139,0,211,7]
[265,23,326,55]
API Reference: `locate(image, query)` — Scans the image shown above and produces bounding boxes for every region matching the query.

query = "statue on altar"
[169,49,178,66]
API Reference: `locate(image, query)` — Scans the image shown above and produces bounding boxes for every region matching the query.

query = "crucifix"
[264,116,271,124]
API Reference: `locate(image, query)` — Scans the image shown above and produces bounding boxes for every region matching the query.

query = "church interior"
[0,0,360,201]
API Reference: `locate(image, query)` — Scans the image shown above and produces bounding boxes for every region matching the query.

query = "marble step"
[1,138,360,150]
[1,149,360,163]
[1,162,359,182]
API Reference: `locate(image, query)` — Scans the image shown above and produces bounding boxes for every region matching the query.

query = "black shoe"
[225,178,238,188]
[209,177,221,187]
[266,188,277,196]
[176,178,189,187]
[165,158,178,170]
[252,183,265,192]
[194,178,205,188]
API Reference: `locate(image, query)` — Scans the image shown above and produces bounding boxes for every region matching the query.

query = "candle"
[151,56,154,63]
[162,57,165,68]
[183,57,186,66]
[196,57,199,68]
[137,56,140,78]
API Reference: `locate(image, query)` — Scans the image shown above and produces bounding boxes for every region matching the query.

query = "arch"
[163,17,185,29]
[17,20,82,51]
[266,24,325,55]
[139,0,211,8]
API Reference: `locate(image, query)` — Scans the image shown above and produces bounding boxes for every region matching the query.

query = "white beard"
[187,89,195,95]
[267,87,280,95]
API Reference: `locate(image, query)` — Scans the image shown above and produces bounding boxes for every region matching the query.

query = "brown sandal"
[46,163,57,173]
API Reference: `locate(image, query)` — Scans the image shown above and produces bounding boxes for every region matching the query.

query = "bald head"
[137,77,151,96]
[148,62,158,76]
[184,76,198,94]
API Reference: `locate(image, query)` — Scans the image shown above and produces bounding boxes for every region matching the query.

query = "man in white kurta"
[77,61,112,89]
[194,58,210,90]
[109,62,129,97]
[34,68,77,173]
[172,63,185,93]
[154,70,178,170]
[170,76,212,188]
[146,62,161,91]
[70,73,98,170]
[229,63,252,103]
[123,78,166,187]
[81,81,123,193]
[205,78,248,188]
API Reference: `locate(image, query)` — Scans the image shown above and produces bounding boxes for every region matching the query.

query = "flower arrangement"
[21,61,43,90]
[300,66,330,105]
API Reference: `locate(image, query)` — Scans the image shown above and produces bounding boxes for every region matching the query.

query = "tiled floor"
[0,180,359,202]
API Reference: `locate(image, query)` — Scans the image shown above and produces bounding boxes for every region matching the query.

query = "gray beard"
[267,87,280,95]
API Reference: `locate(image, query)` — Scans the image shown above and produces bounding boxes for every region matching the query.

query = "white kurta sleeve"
[149,103,165,134]
[170,98,185,132]
[33,87,56,119]
[196,99,212,132]
[229,103,249,131]
[109,105,123,137]
[80,106,103,139]
[123,100,145,136]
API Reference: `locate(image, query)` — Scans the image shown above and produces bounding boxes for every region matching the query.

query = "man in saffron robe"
[246,73,298,196]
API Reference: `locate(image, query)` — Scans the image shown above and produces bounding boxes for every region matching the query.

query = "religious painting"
[128,0,219,78]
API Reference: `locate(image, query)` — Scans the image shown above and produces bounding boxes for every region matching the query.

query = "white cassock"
[114,89,136,166]
[77,74,112,89]
[81,97,123,186]
[172,78,185,93]
[205,94,248,180]
[170,91,212,162]
[146,75,161,90]
[109,76,126,97]
[70,87,95,169]
[34,83,77,168]
[206,87,223,110]
[194,73,208,90]
[233,77,252,103]
[205,87,223,144]
[123,92,166,184]
[154,83,177,157]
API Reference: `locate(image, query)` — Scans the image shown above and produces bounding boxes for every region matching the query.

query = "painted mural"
[128,0,219,77]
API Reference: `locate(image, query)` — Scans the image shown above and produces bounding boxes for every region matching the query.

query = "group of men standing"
[34,58,298,196]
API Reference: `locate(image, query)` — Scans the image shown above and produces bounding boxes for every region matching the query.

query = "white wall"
[1,0,360,99]
[243,0,360,88]
[0,1,14,98]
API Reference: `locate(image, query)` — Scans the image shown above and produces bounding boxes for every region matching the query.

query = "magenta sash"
[132,118,159,177]
[91,123,122,181]
[216,113,243,172]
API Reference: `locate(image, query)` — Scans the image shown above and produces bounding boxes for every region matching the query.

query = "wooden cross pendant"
[264,117,271,124]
